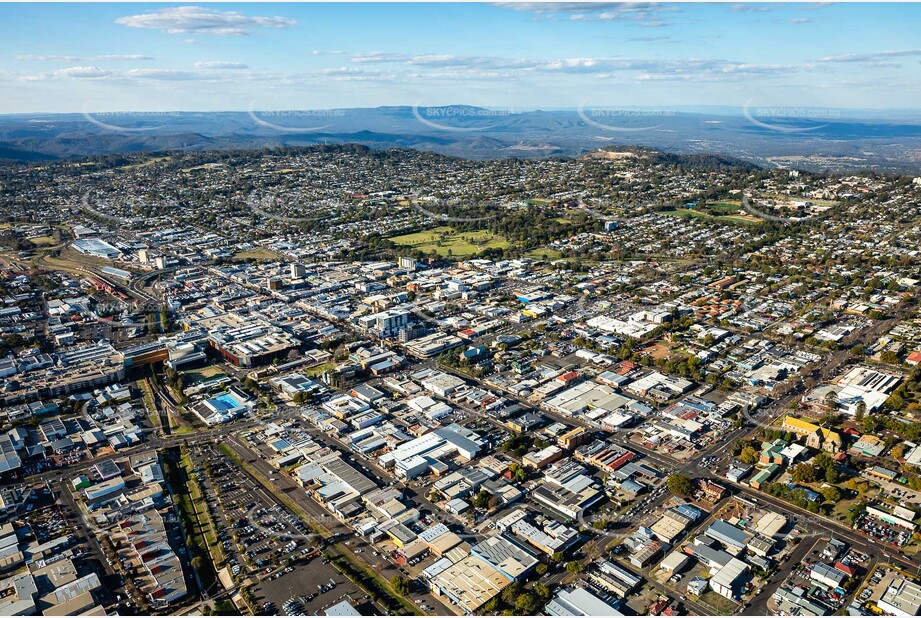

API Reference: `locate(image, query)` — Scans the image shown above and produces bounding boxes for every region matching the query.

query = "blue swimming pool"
[207,393,243,412]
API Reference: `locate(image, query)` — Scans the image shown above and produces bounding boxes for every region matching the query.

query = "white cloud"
[317,67,397,81]
[729,4,775,13]
[820,49,921,63]
[92,54,155,61]
[115,6,296,36]
[15,54,80,62]
[19,73,55,82]
[321,67,364,76]
[347,52,795,81]
[496,2,676,24]
[55,66,112,79]
[126,68,201,80]
[195,61,249,69]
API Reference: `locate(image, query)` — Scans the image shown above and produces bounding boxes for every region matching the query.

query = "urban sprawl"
[1,145,921,617]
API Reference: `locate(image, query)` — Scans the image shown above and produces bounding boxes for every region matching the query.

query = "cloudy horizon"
[2,2,920,114]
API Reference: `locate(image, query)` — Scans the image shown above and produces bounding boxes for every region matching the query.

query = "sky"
[1,2,920,114]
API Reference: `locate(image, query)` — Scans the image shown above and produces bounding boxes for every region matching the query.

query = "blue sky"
[1,2,919,113]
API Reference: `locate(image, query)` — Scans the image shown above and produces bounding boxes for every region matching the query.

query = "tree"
[791,463,819,484]
[500,582,522,605]
[515,593,538,615]
[855,400,867,421]
[508,462,527,483]
[191,555,204,571]
[473,489,492,510]
[881,350,900,365]
[739,446,760,465]
[534,563,549,576]
[292,391,310,404]
[821,486,842,503]
[390,575,411,596]
[566,561,584,575]
[533,583,552,601]
[824,390,838,410]
[666,474,694,497]
[550,552,565,564]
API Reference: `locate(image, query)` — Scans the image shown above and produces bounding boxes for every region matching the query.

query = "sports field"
[389,226,510,257]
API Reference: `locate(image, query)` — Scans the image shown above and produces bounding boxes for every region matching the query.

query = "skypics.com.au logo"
[578,102,674,133]
[411,104,512,133]
[743,100,840,134]
[247,104,346,134]
[82,103,180,134]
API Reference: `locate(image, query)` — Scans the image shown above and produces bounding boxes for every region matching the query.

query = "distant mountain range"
[1,105,920,173]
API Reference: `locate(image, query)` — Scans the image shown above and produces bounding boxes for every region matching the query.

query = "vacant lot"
[234,247,281,261]
[389,226,510,257]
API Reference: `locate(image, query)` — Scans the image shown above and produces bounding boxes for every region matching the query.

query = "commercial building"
[532,462,604,520]
[810,562,848,588]
[498,511,577,555]
[705,519,752,553]
[878,577,921,617]
[710,557,750,600]
[404,332,463,358]
[773,586,831,616]
[470,535,538,581]
[357,308,412,339]
[379,426,481,479]
[430,554,512,614]
[0,343,126,405]
[72,238,121,259]
[544,586,623,616]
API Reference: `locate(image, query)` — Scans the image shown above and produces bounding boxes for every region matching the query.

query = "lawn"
[700,590,739,615]
[164,448,220,593]
[706,201,742,212]
[389,226,510,257]
[524,247,563,260]
[139,379,160,432]
[641,342,677,361]
[715,214,762,225]
[303,361,336,377]
[662,208,762,226]
[234,247,281,261]
[183,365,227,385]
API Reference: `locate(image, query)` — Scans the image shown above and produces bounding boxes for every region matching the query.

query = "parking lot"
[856,513,911,547]
[775,545,871,612]
[188,445,324,585]
[253,555,372,616]
[188,444,393,615]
